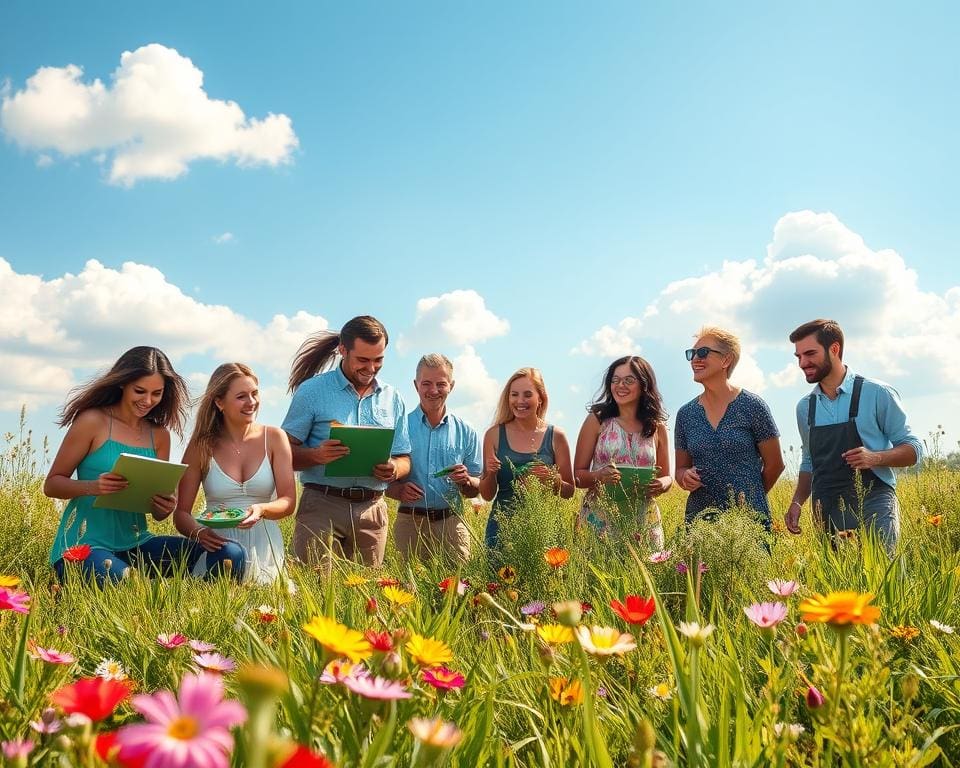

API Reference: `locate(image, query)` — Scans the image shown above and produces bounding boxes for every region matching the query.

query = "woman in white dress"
[174,363,295,584]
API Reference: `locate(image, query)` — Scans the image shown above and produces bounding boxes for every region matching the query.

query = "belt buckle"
[346,486,366,501]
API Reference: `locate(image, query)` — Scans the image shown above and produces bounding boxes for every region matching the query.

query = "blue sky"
[2,1,958,469]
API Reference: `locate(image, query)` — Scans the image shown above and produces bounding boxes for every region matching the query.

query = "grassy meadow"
[2,416,960,767]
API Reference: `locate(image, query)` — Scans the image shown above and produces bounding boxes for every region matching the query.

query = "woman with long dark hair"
[44,347,245,584]
[574,355,671,547]
[174,363,295,584]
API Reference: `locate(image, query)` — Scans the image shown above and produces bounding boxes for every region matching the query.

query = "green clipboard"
[603,465,657,509]
[92,452,187,514]
[325,425,395,478]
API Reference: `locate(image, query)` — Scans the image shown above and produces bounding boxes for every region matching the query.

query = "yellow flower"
[0,575,21,588]
[408,716,462,748]
[382,585,415,607]
[548,677,583,706]
[497,566,517,584]
[405,633,454,668]
[890,625,920,642]
[536,624,575,645]
[575,625,637,656]
[303,616,372,663]
[799,591,880,627]
[344,574,368,587]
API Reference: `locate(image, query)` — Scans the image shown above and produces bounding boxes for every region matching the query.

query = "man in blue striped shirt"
[388,354,482,564]
[784,319,922,552]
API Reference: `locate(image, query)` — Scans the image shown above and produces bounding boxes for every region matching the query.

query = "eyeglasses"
[610,375,638,386]
[685,347,725,361]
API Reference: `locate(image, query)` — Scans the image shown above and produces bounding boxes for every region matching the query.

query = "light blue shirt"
[282,365,411,490]
[406,406,482,510]
[796,368,923,488]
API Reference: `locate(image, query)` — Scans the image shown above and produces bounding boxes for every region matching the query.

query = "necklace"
[226,426,250,456]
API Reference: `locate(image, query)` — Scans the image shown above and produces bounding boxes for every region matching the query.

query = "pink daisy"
[2,739,34,760]
[28,646,77,665]
[0,587,30,614]
[767,579,799,597]
[116,672,246,768]
[188,640,216,653]
[342,675,412,700]
[192,653,237,674]
[319,659,369,684]
[157,633,189,649]
[648,550,672,564]
[744,602,788,629]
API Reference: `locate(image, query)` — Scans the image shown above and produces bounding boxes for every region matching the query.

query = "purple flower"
[805,684,825,709]
[520,601,546,617]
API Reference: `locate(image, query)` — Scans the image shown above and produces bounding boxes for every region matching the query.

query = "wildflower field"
[2,422,960,767]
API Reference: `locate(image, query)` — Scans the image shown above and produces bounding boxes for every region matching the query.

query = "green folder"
[325,425,395,478]
[603,466,657,509]
[92,452,187,514]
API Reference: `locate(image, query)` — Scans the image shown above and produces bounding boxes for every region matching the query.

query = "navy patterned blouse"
[674,390,780,522]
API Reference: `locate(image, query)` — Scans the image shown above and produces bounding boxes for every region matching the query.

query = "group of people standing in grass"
[43,315,922,587]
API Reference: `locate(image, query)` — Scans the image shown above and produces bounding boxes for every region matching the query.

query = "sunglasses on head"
[685,346,725,361]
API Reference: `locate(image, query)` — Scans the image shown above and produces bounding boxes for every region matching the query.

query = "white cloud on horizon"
[0,257,327,410]
[572,210,960,398]
[398,289,509,353]
[213,232,235,245]
[0,43,298,185]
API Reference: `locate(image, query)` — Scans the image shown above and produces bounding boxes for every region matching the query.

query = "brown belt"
[303,482,383,502]
[398,505,455,521]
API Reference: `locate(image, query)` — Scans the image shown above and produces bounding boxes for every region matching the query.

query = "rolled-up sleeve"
[390,395,412,455]
[875,385,923,467]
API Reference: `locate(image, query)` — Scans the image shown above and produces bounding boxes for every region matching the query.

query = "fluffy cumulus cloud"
[398,289,509,353]
[572,211,960,397]
[447,345,501,429]
[0,257,326,410]
[0,44,298,185]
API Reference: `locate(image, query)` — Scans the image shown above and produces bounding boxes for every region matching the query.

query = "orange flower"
[609,595,655,626]
[544,548,570,568]
[799,591,880,627]
[928,514,943,527]
[548,676,583,706]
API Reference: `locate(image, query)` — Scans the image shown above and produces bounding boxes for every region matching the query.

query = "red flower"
[276,743,336,768]
[609,595,656,626]
[364,630,393,652]
[377,577,401,588]
[95,731,148,768]
[365,597,378,615]
[422,666,466,690]
[51,677,132,721]
[438,577,468,595]
[62,544,92,562]
[581,602,593,615]
[486,582,500,594]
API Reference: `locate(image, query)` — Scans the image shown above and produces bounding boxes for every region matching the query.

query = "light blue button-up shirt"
[796,368,923,488]
[405,406,482,510]
[282,365,411,490]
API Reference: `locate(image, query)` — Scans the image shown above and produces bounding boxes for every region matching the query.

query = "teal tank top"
[492,423,555,513]
[49,424,157,564]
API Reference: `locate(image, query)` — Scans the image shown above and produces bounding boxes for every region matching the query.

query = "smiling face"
[339,337,386,392]
[509,376,542,420]
[794,333,837,384]
[609,362,641,408]
[120,373,165,419]
[690,335,728,383]
[215,375,259,426]
[414,365,453,412]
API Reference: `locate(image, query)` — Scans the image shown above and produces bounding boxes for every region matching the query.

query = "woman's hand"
[238,504,264,529]
[529,463,560,491]
[595,464,621,486]
[193,526,227,552]
[646,477,671,498]
[150,492,177,518]
[484,452,502,476]
[678,466,703,492]
[93,472,128,495]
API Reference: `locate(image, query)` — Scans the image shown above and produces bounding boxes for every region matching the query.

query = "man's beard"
[807,356,833,383]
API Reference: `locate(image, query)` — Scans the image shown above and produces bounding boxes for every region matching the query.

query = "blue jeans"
[54,535,246,585]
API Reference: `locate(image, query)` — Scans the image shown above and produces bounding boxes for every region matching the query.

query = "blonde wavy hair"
[189,362,258,478]
[492,367,549,425]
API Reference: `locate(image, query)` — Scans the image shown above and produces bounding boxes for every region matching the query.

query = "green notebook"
[325,425,395,478]
[92,452,187,514]
[603,466,657,509]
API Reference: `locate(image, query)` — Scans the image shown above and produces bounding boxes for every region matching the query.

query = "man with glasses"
[784,319,922,553]
[387,354,482,564]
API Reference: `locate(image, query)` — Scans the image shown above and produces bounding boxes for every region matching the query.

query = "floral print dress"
[580,418,665,549]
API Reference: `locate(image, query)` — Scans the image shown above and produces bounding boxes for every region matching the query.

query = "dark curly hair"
[587,355,667,438]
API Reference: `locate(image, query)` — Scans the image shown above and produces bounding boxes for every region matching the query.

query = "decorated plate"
[197,507,245,529]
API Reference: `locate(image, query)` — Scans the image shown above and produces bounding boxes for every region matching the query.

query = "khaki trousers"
[293,488,388,568]
[393,511,471,564]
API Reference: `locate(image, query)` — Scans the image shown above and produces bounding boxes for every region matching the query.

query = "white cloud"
[573,211,960,397]
[0,257,326,410]
[398,289,509,353]
[35,153,53,168]
[213,232,235,245]
[0,44,298,186]
[446,345,500,430]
